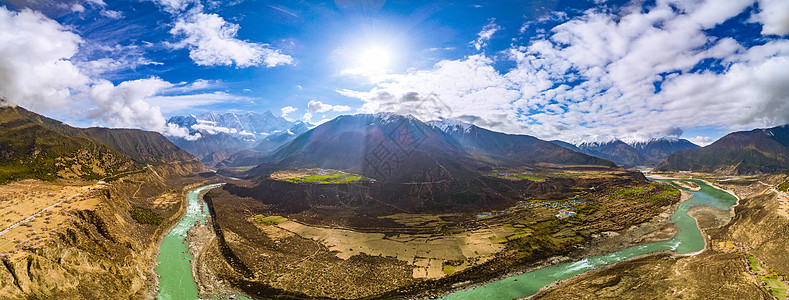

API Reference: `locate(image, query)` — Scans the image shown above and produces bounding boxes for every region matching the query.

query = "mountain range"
[0,105,201,183]
[656,125,789,175]
[166,111,310,166]
[240,114,615,181]
[551,138,700,168]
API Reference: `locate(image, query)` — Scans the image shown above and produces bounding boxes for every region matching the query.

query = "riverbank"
[440,186,695,299]
[523,189,700,299]
[155,183,226,299]
[531,179,768,299]
[144,181,211,299]
[186,206,250,299]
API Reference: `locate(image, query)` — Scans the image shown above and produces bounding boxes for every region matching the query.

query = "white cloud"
[303,100,351,121]
[169,10,293,67]
[280,106,298,120]
[146,91,251,114]
[687,136,716,147]
[472,19,501,51]
[163,79,221,93]
[191,122,238,134]
[87,77,199,139]
[307,100,351,114]
[339,0,789,143]
[99,9,123,19]
[756,0,789,35]
[0,7,89,111]
[153,0,193,13]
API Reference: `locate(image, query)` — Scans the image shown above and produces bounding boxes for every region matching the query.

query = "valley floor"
[535,172,789,299]
[189,169,690,299]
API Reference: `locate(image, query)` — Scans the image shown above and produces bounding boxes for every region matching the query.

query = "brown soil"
[195,171,684,299]
[0,162,215,299]
[535,174,789,299]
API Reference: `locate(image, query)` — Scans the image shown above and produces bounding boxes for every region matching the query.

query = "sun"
[357,46,392,71]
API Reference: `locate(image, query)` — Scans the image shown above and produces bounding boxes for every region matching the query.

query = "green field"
[130,206,163,225]
[778,179,789,192]
[252,215,288,226]
[611,184,679,202]
[487,171,545,182]
[284,173,369,184]
[747,255,789,299]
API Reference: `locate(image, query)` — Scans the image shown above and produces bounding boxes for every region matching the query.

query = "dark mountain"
[166,111,306,166]
[630,137,699,163]
[17,107,198,165]
[0,106,136,183]
[550,140,581,152]
[550,138,699,168]
[656,125,789,175]
[575,140,648,168]
[242,114,615,182]
[430,120,615,168]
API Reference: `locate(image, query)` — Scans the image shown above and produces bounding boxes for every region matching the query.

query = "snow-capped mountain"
[551,137,700,168]
[166,111,311,166]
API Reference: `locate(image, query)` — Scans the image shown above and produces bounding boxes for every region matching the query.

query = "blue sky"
[0,0,788,145]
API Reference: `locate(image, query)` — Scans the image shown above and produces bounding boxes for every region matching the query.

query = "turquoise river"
[444,179,738,299]
[155,180,735,299]
[155,183,223,300]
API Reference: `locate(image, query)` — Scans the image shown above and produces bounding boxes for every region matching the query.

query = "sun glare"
[357,46,391,71]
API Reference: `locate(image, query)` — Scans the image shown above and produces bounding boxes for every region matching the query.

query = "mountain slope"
[166,111,299,161]
[630,138,699,164]
[243,114,615,182]
[577,140,648,168]
[431,120,615,168]
[213,121,314,168]
[655,125,789,174]
[550,138,699,168]
[17,107,198,165]
[0,106,136,182]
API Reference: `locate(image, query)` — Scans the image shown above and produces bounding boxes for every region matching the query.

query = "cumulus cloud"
[0,7,89,111]
[169,10,293,67]
[757,0,789,35]
[280,106,298,120]
[87,77,199,139]
[303,100,351,121]
[472,19,501,51]
[339,0,789,143]
[191,121,238,135]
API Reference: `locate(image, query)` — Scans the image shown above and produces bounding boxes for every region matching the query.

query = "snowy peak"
[428,118,474,134]
[554,136,700,168]
[168,111,295,139]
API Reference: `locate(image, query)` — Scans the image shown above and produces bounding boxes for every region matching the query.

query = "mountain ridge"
[655,125,789,174]
[239,113,616,181]
[551,137,699,168]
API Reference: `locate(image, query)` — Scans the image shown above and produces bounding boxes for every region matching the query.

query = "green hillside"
[16,107,198,165]
[0,106,136,183]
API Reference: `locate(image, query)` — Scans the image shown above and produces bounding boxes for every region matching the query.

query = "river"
[155,183,223,300]
[443,179,737,299]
